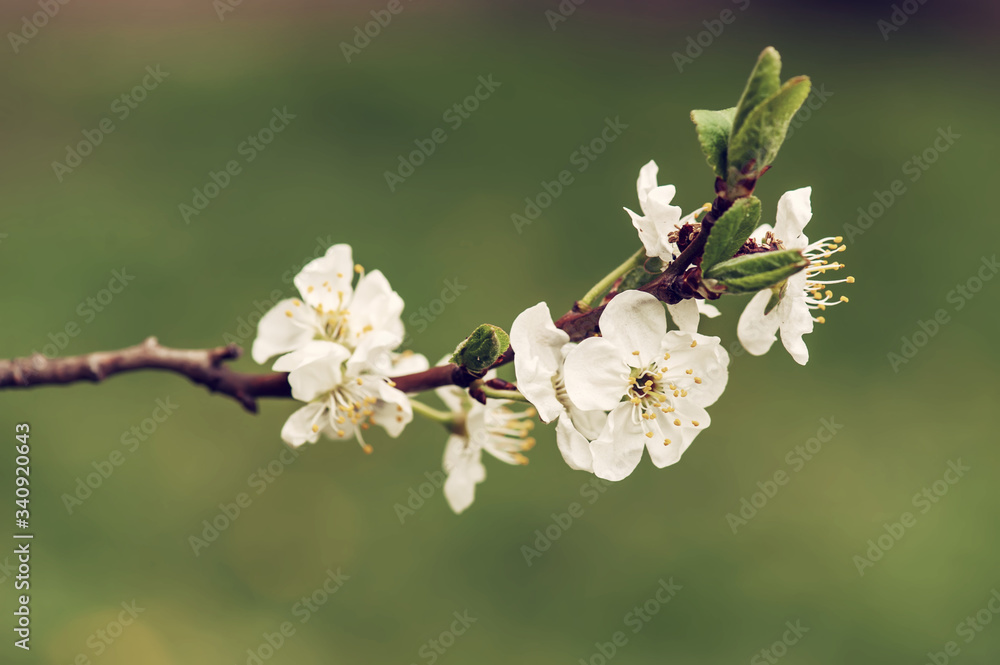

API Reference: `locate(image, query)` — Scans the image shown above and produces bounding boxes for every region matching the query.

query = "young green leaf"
[690,107,736,178]
[703,249,808,295]
[700,196,762,272]
[731,47,782,138]
[727,76,811,182]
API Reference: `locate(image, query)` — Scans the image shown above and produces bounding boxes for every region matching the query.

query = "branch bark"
[0,337,291,413]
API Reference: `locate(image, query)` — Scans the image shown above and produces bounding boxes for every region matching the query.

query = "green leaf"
[700,196,762,272]
[690,107,736,178]
[451,324,511,373]
[727,76,811,181]
[731,47,782,138]
[703,249,808,295]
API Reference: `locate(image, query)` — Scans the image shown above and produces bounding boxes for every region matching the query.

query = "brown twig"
[0,337,290,413]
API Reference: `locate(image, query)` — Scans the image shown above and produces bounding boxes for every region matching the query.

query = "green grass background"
[1,1,998,663]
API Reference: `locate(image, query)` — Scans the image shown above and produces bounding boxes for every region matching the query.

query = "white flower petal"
[590,404,646,481]
[294,244,355,311]
[251,299,320,364]
[567,403,607,441]
[563,337,628,411]
[348,269,405,341]
[698,301,721,319]
[599,290,667,364]
[443,434,486,514]
[391,351,430,376]
[737,290,782,357]
[272,340,345,372]
[778,274,813,365]
[555,415,595,472]
[281,402,326,447]
[627,207,674,262]
[774,187,812,249]
[375,383,412,437]
[666,298,700,333]
[510,302,570,423]
[636,160,659,209]
[643,185,680,220]
[645,402,710,468]
[277,342,351,402]
[347,330,401,376]
[659,331,729,407]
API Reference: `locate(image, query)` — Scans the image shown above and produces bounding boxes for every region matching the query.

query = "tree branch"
[0,337,291,413]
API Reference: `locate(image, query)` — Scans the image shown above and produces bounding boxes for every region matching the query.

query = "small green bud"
[703,249,808,295]
[451,324,511,373]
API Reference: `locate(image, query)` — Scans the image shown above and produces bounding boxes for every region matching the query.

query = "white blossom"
[252,243,405,364]
[737,187,852,365]
[276,333,423,451]
[510,302,607,472]
[563,291,729,481]
[436,373,536,514]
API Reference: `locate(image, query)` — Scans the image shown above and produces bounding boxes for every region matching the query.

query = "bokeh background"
[1,0,998,663]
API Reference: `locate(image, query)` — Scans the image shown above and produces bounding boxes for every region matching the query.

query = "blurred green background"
[1,1,998,663]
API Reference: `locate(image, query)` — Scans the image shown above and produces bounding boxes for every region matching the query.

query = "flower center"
[309,375,396,454]
[624,350,705,446]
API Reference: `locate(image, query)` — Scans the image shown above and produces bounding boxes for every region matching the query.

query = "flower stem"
[579,247,647,308]
[410,399,454,424]
[479,385,529,402]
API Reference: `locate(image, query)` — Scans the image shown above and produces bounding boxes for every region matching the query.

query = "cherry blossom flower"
[436,375,536,514]
[737,187,852,365]
[563,291,729,481]
[276,332,421,451]
[252,244,405,364]
[510,302,607,472]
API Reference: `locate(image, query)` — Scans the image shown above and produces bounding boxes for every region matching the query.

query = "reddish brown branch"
[0,337,291,413]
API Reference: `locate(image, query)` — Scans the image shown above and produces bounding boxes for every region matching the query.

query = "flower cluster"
[253,244,428,453]
[254,159,850,514]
